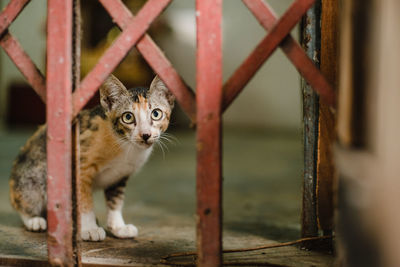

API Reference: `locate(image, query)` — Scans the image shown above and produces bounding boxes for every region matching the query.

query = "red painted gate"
[0,0,335,266]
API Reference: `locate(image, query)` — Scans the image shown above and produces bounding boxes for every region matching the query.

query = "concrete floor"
[0,127,334,266]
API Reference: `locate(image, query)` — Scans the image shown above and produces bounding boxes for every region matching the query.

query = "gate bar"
[196,0,223,266]
[98,0,196,122]
[222,0,321,112]
[72,0,82,265]
[0,0,46,101]
[301,1,321,239]
[46,0,76,265]
[0,32,46,101]
[72,0,170,118]
[239,0,335,108]
[0,0,30,34]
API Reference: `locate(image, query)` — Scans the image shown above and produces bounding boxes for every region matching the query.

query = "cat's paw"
[109,224,138,239]
[24,217,47,232]
[81,227,106,241]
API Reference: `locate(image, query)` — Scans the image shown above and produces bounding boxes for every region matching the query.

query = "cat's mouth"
[138,140,153,147]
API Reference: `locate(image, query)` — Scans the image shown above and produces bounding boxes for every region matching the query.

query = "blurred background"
[0,1,310,263]
[2,0,400,266]
[0,0,301,130]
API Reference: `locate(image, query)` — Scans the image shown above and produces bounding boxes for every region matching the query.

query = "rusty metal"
[300,1,321,239]
[0,0,338,265]
[0,0,46,102]
[72,119,81,267]
[240,0,335,108]
[222,0,332,112]
[72,0,171,118]
[0,0,30,34]
[137,37,197,123]
[98,0,196,123]
[46,0,76,265]
[72,0,82,265]
[0,32,46,102]
[196,0,223,266]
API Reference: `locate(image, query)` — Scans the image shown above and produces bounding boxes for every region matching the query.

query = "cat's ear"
[149,75,175,108]
[100,75,129,112]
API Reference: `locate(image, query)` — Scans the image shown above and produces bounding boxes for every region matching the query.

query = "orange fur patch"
[133,95,149,111]
[79,117,123,212]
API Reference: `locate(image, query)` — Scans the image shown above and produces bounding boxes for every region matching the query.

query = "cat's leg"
[10,175,47,232]
[79,177,106,241]
[105,176,138,238]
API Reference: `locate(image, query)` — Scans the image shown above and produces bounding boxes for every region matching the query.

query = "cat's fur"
[9,75,174,241]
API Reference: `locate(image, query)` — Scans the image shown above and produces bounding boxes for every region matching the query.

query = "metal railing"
[0,0,335,266]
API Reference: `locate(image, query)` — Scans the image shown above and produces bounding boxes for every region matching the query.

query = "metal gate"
[0,0,336,266]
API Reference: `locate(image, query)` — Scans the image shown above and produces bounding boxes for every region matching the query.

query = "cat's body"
[9,75,174,241]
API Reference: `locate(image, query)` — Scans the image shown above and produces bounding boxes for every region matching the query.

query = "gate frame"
[0,0,337,266]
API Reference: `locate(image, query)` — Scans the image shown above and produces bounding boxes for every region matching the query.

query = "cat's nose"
[142,133,151,142]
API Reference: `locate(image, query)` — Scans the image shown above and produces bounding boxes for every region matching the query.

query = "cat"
[9,74,175,241]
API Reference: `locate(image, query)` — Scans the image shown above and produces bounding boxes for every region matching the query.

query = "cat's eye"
[121,112,135,124]
[151,109,163,121]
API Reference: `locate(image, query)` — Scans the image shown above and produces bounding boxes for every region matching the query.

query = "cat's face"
[100,75,175,148]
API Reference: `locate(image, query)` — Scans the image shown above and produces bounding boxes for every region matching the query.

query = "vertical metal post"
[72,0,82,265]
[301,0,321,238]
[46,0,76,265]
[196,0,223,266]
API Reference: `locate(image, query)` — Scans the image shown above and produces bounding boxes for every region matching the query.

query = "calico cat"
[9,75,175,241]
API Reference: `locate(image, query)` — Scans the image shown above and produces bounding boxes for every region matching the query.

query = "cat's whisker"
[159,136,175,145]
[155,140,166,159]
[161,132,178,140]
[160,133,179,145]
[158,139,169,153]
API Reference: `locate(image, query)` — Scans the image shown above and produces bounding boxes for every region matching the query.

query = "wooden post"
[317,0,338,235]
[196,0,223,265]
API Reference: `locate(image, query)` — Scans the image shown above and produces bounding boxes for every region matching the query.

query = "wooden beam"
[316,0,338,234]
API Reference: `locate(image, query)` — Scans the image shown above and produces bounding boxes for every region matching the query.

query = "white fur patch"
[93,144,152,189]
[110,224,138,238]
[107,209,125,229]
[107,209,138,238]
[21,214,46,231]
[81,211,106,241]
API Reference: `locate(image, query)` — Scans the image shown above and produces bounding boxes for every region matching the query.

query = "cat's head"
[100,75,175,148]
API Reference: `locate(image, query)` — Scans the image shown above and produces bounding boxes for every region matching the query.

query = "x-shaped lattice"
[0,0,46,102]
[0,0,335,124]
[224,0,335,110]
